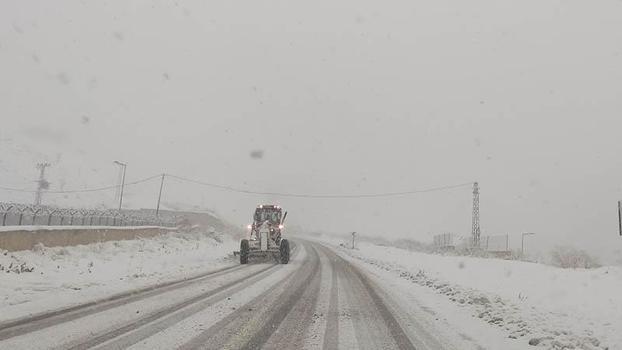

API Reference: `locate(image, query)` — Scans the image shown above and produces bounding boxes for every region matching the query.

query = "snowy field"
[0,229,238,322]
[315,236,621,350]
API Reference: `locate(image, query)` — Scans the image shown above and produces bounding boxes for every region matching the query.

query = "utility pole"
[34,162,51,205]
[156,173,165,217]
[114,164,123,201]
[113,161,127,211]
[472,182,481,248]
[351,232,356,249]
[618,201,621,236]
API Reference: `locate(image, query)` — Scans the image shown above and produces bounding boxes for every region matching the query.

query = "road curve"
[0,240,451,350]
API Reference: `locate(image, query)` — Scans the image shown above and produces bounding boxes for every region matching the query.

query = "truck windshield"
[255,209,281,224]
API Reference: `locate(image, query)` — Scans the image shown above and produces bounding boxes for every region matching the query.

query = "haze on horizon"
[1,0,622,263]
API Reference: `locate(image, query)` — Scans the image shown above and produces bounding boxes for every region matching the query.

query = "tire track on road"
[76,264,281,350]
[299,245,336,350]
[92,244,303,350]
[180,242,321,350]
[260,245,323,349]
[316,244,416,350]
[0,263,243,341]
[1,240,424,350]
[322,250,339,350]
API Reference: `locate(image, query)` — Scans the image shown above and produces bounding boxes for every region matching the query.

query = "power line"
[0,175,161,194]
[165,174,473,199]
[1,172,472,199]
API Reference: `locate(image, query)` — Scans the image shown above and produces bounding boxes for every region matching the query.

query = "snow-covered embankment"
[0,229,237,322]
[318,237,621,350]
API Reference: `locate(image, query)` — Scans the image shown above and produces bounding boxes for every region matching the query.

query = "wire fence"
[0,202,176,228]
[481,234,510,252]
[433,233,457,250]
[433,233,512,255]
[433,233,481,250]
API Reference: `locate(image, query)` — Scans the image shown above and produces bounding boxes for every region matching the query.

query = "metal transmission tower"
[34,162,51,205]
[472,182,481,248]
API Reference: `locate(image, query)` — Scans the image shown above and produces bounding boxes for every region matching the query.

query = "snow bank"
[0,229,237,321]
[319,236,621,350]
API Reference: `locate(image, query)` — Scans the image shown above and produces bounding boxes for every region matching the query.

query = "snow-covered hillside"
[317,236,622,350]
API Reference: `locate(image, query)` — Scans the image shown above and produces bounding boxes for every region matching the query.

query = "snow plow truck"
[240,205,290,264]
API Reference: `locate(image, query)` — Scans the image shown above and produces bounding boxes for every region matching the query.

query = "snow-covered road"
[314,238,621,350]
[0,240,473,350]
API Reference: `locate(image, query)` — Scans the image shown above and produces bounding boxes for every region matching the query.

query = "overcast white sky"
[1,0,622,261]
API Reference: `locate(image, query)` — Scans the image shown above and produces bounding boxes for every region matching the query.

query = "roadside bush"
[550,245,600,269]
[32,242,46,254]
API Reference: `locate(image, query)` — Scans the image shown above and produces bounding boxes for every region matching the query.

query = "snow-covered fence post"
[1,204,13,226]
[53,209,60,226]
[0,203,6,225]
[102,211,112,226]
[16,205,28,226]
[112,211,121,226]
[68,210,76,225]
[79,210,88,225]
[88,210,96,226]
[103,211,111,225]
[31,207,42,225]
[63,209,68,225]
[96,210,106,225]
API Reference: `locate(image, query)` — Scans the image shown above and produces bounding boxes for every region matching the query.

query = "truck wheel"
[280,239,290,264]
[240,239,249,264]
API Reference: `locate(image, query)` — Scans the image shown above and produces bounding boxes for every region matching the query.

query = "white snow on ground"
[315,236,621,350]
[0,229,238,322]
